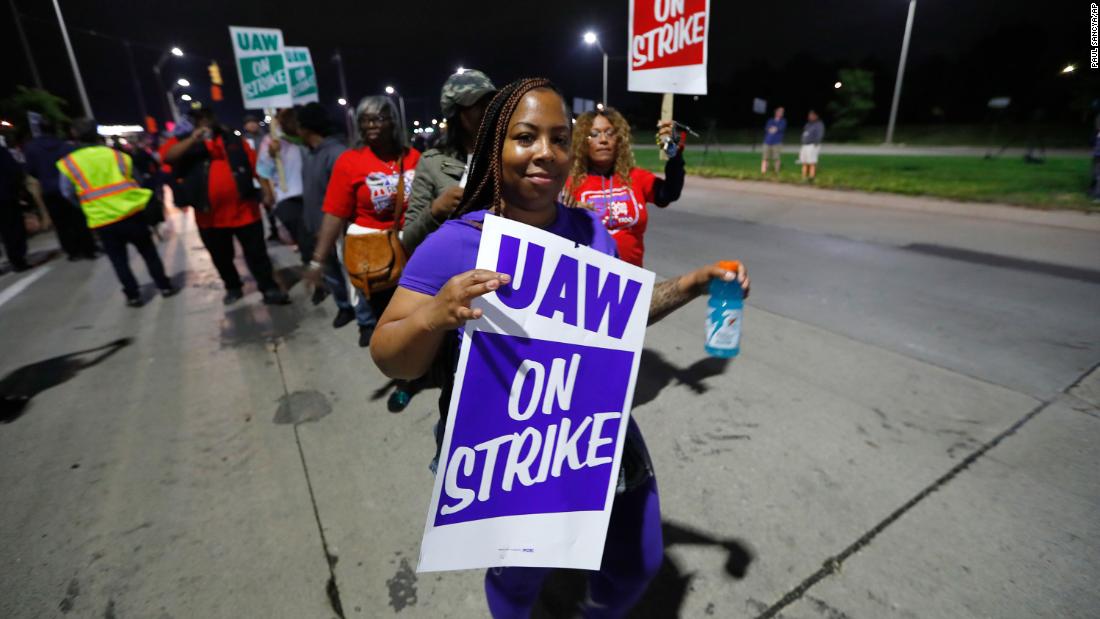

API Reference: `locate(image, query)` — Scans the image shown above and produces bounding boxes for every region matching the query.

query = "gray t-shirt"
[801,120,825,145]
[301,136,347,234]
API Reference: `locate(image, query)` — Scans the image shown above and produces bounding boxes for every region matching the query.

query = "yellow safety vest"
[56,146,151,229]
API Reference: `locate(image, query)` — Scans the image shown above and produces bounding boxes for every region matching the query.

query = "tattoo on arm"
[648,277,698,325]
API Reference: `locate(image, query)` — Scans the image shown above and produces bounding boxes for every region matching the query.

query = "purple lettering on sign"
[435,332,634,527]
[495,235,545,310]
[584,264,642,340]
[536,255,580,325]
[492,234,643,340]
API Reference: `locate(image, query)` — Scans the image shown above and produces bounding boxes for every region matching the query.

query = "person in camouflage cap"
[403,70,497,253]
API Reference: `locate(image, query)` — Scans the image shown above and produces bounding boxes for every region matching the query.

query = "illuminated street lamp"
[583,31,608,107]
[180,94,192,102]
[834,81,842,89]
[1061,64,1076,74]
[177,78,190,87]
[338,97,347,106]
[456,67,466,75]
[171,47,183,57]
[383,85,407,132]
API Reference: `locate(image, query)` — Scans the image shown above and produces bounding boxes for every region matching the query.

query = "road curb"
[688,176,1100,232]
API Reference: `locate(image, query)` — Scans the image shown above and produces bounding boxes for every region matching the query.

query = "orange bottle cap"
[716,260,740,271]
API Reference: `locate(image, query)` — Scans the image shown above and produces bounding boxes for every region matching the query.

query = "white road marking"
[0,265,53,310]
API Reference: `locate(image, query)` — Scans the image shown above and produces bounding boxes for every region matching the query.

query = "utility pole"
[52,0,93,117]
[885,0,917,145]
[10,0,43,88]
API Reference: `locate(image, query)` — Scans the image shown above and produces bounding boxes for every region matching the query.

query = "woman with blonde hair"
[565,108,685,267]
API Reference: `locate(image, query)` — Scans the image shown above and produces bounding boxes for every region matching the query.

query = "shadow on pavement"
[634,349,731,409]
[533,520,754,618]
[0,248,63,276]
[0,338,133,424]
[136,270,190,302]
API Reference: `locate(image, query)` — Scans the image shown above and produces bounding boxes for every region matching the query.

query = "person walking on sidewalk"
[307,95,420,348]
[296,102,368,327]
[162,109,290,306]
[800,110,825,182]
[23,118,100,260]
[257,108,308,264]
[0,146,29,272]
[404,69,497,254]
[242,114,281,242]
[369,78,750,618]
[57,119,177,307]
[761,106,786,175]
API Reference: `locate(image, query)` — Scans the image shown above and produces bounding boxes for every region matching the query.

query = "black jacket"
[171,130,257,211]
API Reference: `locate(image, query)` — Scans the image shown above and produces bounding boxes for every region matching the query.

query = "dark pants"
[274,196,310,264]
[197,220,279,293]
[97,213,171,298]
[42,192,97,257]
[484,473,664,618]
[0,198,28,268]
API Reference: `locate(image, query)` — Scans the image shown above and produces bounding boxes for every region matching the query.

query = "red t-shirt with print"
[567,167,657,267]
[160,135,260,229]
[322,146,420,230]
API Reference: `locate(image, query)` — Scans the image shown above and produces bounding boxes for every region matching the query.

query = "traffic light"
[208,62,223,86]
[211,85,223,102]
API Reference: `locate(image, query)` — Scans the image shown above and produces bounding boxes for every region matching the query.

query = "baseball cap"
[440,70,497,119]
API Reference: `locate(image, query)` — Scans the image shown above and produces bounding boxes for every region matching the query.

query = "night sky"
[1,0,1085,133]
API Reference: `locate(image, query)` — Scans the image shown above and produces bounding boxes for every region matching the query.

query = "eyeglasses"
[361,114,392,126]
[587,128,617,141]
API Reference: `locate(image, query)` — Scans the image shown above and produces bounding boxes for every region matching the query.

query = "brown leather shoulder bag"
[343,153,409,297]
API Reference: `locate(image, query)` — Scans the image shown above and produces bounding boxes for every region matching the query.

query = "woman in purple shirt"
[370,78,749,618]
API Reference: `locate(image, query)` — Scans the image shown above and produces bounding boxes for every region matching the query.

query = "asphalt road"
[1,181,1097,618]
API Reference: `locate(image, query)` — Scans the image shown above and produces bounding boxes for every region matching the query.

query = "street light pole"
[602,48,608,107]
[583,32,609,107]
[885,0,917,145]
[332,49,355,143]
[153,47,183,125]
[51,0,93,117]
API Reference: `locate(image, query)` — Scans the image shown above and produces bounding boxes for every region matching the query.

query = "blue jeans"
[323,252,375,327]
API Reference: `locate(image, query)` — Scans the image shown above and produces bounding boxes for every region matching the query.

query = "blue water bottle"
[705,260,743,358]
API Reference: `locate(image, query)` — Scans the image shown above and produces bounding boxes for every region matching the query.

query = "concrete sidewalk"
[0,195,1097,618]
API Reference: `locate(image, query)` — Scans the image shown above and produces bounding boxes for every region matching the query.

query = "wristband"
[308,260,323,271]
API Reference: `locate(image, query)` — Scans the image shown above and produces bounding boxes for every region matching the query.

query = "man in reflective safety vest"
[57,118,177,307]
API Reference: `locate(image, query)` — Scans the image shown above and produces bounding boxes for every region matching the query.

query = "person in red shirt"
[162,109,290,305]
[308,96,419,343]
[307,94,420,409]
[565,108,685,267]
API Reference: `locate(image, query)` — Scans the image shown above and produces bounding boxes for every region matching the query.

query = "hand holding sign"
[424,269,512,331]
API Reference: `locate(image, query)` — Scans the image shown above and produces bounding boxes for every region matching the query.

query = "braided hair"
[454,77,564,219]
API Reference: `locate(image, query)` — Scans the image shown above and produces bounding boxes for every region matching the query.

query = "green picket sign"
[229,26,293,110]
